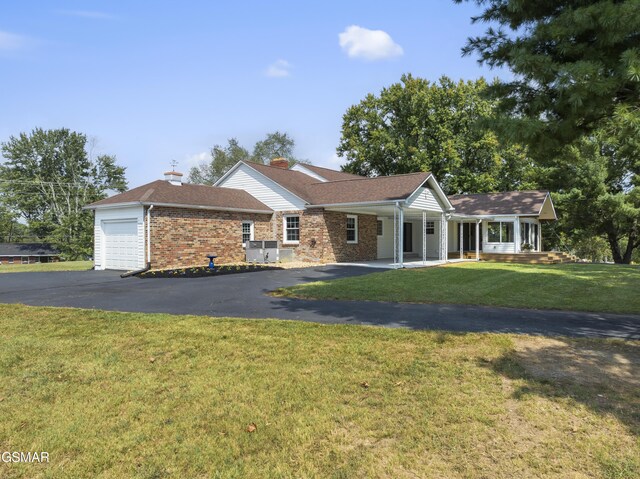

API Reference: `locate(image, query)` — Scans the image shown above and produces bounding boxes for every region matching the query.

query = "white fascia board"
[405,174,454,211]
[449,214,496,220]
[307,199,401,208]
[290,164,327,182]
[87,200,271,215]
[539,192,558,220]
[83,201,142,210]
[141,202,272,214]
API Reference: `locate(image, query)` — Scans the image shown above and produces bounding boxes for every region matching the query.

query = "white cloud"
[0,31,29,51]
[265,59,292,78]
[184,151,209,168]
[338,25,403,61]
[59,10,116,20]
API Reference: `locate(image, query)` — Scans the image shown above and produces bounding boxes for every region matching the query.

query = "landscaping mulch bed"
[138,264,283,278]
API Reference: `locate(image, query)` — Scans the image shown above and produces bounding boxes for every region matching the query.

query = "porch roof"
[448,190,554,218]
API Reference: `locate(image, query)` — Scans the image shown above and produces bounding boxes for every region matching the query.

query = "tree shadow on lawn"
[484,336,640,437]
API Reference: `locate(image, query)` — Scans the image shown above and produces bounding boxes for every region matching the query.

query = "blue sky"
[0,1,506,187]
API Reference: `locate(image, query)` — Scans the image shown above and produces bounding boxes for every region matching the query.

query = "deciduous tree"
[0,128,127,258]
[337,74,536,194]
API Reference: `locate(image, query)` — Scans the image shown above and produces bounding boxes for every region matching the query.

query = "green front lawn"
[0,304,638,478]
[277,262,640,314]
[0,260,93,273]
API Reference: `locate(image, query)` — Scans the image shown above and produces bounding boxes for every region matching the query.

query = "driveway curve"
[0,266,638,340]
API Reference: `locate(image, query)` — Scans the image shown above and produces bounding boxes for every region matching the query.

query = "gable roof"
[448,191,554,217]
[227,162,449,207]
[240,162,320,202]
[306,172,435,205]
[85,180,272,213]
[295,163,364,182]
[0,243,60,257]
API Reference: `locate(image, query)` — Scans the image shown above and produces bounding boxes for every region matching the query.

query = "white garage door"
[103,220,139,270]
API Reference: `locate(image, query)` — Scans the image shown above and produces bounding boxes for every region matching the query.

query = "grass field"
[0,261,93,274]
[276,262,640,314]
[0,304,638,478]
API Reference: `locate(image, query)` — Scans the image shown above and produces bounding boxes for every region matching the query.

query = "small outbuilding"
[0,243,61,265]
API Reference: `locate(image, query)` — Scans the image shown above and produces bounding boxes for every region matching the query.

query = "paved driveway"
[0,266,638,339]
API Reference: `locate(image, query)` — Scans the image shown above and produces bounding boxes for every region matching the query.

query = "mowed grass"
[0,305,638,478]
[277,262,640,314]
[0,261,93,274]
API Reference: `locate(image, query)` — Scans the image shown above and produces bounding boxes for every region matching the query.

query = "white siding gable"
[217,163,306,211]
[290,164,327,182]
[406,187,444,212]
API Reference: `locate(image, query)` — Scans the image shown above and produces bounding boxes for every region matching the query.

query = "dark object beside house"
[0,243,61,265]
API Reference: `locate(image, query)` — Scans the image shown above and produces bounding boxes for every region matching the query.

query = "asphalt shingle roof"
[85,180,273,212]
[448,191,550,216]
[0,243,60,256]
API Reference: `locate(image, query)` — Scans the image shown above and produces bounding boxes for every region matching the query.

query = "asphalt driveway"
[0,266,638,339]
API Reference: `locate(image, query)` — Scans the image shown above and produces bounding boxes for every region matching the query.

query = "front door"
[403,223,412,253]
[463,223,482,252]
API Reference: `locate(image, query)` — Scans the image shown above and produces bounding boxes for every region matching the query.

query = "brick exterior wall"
[0,256,59,265]
[274,210,377,263]
[148,207,273,269]
[148,206,378,269]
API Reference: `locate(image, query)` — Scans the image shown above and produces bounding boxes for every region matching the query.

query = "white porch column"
[538,221,542,252]
[422,211,427,264]
[398,205,404,268]
[475,220,480,261]
[459,221,464,259]
[439,213,446,261]
[393,205,397,266]
[443,215,448,262]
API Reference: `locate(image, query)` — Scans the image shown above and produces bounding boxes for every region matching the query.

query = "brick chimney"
[270,157,289,169]
[164,171,183,186]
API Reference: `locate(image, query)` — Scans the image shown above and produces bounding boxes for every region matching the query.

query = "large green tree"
[456,0,640,155]
[542,118,639,263]
[0,128,127,259]
[188,131,307,185]
[188,138,250,185]
[337,74,536,194]
[457,0,640,263]
[0,205,29,242]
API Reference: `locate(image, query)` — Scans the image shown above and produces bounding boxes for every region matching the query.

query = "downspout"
[147,204,154,263]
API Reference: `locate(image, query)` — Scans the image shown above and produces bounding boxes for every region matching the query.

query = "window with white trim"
[242,221,254,247]
[425,221,435,235]
[21,256,29,264]
[488,221,514,243]
[346,215,358,243]
[283,215,300,244]
[376,220,383,236]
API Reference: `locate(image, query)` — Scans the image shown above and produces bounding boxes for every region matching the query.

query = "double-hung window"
[346,215,358,244]
[242,221,254,247]
[283,215,300,244]
[425,221,435,235]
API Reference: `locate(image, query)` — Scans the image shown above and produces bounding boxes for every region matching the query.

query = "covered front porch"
[325,201,451,269]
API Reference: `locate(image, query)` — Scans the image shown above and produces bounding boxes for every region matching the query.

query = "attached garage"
[103,220,139,270]
[91,206,145,271]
